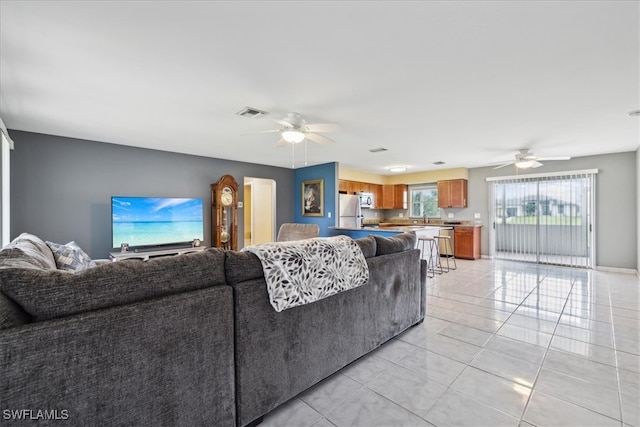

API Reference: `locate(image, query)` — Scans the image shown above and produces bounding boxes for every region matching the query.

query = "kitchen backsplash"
[362,209,479,225]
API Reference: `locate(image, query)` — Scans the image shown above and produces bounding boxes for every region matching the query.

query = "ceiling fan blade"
[304,132,334,145]
[536,156,571,161]
[275,137,289,148]
[242,129,281,135]
[530,161,543,168]
[305,123,341,133]
[493,162,514,169]
[272,118,293,128]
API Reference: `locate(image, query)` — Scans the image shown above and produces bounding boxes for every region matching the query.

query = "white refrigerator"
[339,194,362,228]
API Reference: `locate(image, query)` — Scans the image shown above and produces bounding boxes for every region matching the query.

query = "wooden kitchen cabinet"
[373,184,383,208]
[339,179,371,195]
[380,185,394,209]
[438,179,467,208]
[339,180,358,194]
[454,226,481,260]
[394,184,407,209]
[339,180,402,209]
[380,184,407,209]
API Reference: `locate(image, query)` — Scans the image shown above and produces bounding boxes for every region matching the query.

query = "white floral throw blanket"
[243,235,369,312]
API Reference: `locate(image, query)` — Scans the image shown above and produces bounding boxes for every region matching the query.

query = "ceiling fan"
[493,149,571,169]
[250,112,340,147]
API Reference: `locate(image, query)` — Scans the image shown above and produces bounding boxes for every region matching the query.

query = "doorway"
[243,177,276,247]
[488,170,597,268]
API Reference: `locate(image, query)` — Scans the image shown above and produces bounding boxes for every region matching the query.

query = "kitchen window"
[409,184,439,218]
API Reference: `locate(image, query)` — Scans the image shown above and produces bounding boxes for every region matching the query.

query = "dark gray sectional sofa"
[0,232,426,426]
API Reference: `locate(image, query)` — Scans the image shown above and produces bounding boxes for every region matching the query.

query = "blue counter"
[328,225,451,240]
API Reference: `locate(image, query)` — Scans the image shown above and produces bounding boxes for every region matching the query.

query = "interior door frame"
[243,177,277,247]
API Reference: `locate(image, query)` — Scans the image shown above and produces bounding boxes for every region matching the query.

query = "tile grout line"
[514,269,568,424]
[606,273,627,427]
[426,264,534,424]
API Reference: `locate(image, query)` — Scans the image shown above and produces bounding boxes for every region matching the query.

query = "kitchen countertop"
[331,225,452,233]
[367,221,483,228]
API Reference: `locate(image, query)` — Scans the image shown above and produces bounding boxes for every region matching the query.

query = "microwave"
[358,192,374,208]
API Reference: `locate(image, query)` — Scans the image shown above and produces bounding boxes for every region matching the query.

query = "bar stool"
[434,235,457,272]
[417,236,442,278]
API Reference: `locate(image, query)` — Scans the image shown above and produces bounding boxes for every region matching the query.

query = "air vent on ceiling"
[369,147,388,153]
[236,107,268,118]
[433,161,446,165]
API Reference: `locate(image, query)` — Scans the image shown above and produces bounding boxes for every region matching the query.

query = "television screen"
[112,197,204,249]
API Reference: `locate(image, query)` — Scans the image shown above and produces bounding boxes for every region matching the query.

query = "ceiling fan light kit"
[515,160,541,169]
[282,130,305,143]
[493,148,570,170]
[246,111,338,147]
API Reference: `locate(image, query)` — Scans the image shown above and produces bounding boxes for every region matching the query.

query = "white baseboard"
[595,265,638,275]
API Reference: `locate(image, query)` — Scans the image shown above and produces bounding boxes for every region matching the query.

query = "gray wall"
[455,151,636,270]
[9,131,294,258]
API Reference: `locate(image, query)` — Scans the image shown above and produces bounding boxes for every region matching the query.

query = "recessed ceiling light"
[628,110,640,117]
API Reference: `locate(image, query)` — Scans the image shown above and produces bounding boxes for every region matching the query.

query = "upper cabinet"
[338,180,405,209]
[380,184,407,209]
[437,179,467,208]
[338,179,348,193]
[339,180,368,195]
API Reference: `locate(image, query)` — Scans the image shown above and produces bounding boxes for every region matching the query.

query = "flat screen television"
[111,197,204,249]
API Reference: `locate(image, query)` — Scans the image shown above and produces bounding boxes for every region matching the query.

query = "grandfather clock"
[211,174,239,250]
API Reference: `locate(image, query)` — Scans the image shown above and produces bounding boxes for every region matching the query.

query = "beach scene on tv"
[112,197,204,248]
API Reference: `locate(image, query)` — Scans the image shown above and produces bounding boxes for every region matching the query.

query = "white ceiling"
[1,1,638,174]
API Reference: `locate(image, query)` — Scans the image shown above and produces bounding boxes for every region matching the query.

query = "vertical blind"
[487,169,597,268]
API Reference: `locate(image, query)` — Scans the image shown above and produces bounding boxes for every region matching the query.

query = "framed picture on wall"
[302,179,323,217]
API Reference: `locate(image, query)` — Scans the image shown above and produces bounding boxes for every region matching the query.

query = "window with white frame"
[409,184,439,218]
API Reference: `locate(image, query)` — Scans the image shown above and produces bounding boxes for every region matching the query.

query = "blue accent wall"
[293,162,338,236]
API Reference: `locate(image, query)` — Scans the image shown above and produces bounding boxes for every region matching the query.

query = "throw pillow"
[46,241,97,272]
[354,235,377,258]
[0,233,58,270]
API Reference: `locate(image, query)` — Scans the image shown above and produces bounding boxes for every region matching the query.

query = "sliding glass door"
[488,170,597,268]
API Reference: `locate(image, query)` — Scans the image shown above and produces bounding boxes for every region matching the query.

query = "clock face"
[221,187,233,206]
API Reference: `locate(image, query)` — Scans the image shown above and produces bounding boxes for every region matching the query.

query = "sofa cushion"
[354,235,377,258]
[374,233,417,256]
[0,248,228,322]
[224,250,264,285]
[46,241,97,272]
[0,233,57,270]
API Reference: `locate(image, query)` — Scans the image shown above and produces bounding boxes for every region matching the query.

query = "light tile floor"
[259,258,640,427]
